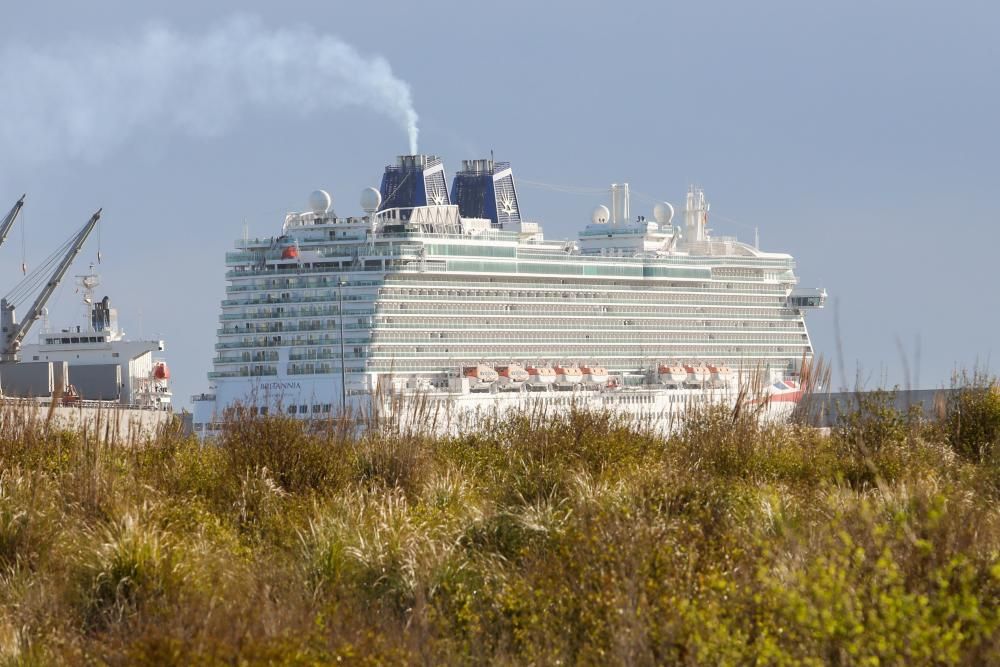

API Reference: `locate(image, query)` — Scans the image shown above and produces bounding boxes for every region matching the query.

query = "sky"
[0,0,996,408]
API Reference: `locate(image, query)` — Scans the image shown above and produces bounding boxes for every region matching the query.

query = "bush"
[946,374,1000,464]
[0,400,997,663]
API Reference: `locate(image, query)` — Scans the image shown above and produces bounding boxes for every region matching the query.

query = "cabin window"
[32,356,38,361]
[288,405,297,414]
[112,353,119,358]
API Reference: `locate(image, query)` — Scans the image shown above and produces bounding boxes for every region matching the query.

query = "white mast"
[684,186,709,244]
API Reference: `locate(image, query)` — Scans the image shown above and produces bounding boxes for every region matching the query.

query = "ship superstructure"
[192,155,825,434]
[20,270,172,409]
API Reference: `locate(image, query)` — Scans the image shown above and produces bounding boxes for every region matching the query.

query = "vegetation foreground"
[1,386,999,665]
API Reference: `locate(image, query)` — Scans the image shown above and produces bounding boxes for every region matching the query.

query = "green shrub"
[219,408,345,494]
[946,374,1000,464]
[73,507,184,629]
[0,400,995,663]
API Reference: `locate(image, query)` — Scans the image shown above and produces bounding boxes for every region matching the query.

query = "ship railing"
[215,336,370,350]
[219,308,375,321]
[207,369,279,379]
[221,294,364,307]
[2,397,175,412]
[226,279,383,294]
[371,287,791,303]
[356,339,812,353]
[226,263,397,278]
[216,323,373,336]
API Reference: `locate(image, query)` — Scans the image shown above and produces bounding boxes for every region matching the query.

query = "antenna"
[754,226,759,249]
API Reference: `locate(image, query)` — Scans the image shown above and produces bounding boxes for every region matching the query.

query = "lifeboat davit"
[657,363,688,385]
[496,364,530,387]
[463,364,498,385]
[582,365,608,384]
[554,364,583,384]
[708,364,735,384]
[684,364,711,384]
[153,362,170,380]
[525,365,557,384]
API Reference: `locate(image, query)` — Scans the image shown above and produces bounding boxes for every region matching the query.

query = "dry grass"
[0,380,997,665]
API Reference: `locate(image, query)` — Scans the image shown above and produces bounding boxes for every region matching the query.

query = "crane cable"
[4,230,80,307]
[20,207,27,275]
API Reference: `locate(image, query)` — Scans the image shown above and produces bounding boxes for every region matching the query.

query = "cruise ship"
[192,155,826,435]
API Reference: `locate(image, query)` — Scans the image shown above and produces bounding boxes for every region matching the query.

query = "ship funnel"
[610,183,630,224]
[451,158,522,228]
[378,154,450,211]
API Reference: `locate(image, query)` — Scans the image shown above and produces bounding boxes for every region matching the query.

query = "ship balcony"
[220,294,365,307]
[219,307,375,321]
[217,323,373,336]
[219,307,374,321]
[214,336,370,350]
[208,369,278,379]
[365,335,811,350]
[226,279,384,293]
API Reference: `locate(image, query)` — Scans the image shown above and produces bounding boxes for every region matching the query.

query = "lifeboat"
[153,362,170,381]
[684,364,711,384]
[582,365,608,384]
[525,365,557,384]
[554,364,583,385]
[496,363,530,388]
[708,364,734,384]
[657,362,688,385]
[463,364,498,385]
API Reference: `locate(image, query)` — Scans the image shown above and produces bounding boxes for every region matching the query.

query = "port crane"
[0,209,102,362]
[0,195,26,250]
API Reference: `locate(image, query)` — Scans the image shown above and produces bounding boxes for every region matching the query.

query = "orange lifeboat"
[281,245,299,260]
[554,364,583,385]
[496,364,530,387]
[684,364,711,384]
[463,364,498,385]
[581,365,608,384]
[658,362,688,385]
[525,365,556,385]
[153,362,170,380]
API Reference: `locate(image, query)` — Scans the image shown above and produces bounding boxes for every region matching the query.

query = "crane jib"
[0,208,102,361]
[0,195,26,248]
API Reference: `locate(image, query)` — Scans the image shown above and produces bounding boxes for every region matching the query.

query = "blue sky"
[2,1,996,407]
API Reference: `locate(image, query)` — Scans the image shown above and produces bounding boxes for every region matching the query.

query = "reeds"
[0,376,997,664]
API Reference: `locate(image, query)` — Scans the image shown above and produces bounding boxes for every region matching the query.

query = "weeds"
[0,377,997,664]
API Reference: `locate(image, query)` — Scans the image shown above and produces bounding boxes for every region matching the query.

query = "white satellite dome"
[591,205,611,224]
[360,186,382,213]
[653,201,675,225]
[309,189,332,215]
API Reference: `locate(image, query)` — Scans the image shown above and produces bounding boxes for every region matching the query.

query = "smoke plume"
[0,17,420,165]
